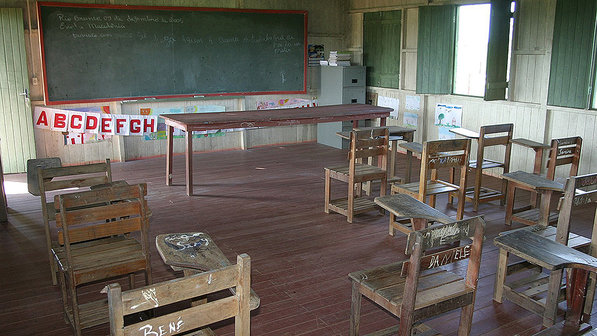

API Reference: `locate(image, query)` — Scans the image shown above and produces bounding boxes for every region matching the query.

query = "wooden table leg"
[566,268,590,329]
[404,133,414,184]
[185,130,193,196]
[166,125,174,186]
[379,116,386,127]
[493,248,508,303]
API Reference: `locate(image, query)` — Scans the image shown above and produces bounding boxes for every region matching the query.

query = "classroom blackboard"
[38,3,307,104]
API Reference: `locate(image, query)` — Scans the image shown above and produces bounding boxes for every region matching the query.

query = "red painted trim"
[38,2,308,105]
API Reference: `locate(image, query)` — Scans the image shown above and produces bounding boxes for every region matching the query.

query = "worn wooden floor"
[1,142,596,335]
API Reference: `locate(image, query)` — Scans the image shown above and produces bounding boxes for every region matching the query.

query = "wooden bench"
[349,217,485,336]
[29,158,114,285]
[375,193,454,236]
[107,254,253,336]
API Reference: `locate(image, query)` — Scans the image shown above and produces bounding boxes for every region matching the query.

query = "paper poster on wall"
[435,104,463,140]
[308,44,325,66]
[142,105,227,140]
[378,96,399,119]
[256,98,317,110]
[435,104,462,128]
[405,95,421,111]
[33,106,157,145]
[403,112,418,128]
[65,106,111,145]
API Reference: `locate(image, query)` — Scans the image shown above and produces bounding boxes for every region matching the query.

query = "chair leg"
[389,212,395,236]
[324,169,331,213]
[349,281,362,336]
[448,167,456,205]
[458,303,475,336]
[69,276,82,336]
[493,248,508,303]
[543,269,564,327]
[473,167,482,212]
[129,273,135,289]
[505,182,516,225]
[347,181,355,223]
[500,175,508,206]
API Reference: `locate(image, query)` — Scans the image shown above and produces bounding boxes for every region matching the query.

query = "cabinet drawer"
[341,87,365,104]
[342,67,366,87]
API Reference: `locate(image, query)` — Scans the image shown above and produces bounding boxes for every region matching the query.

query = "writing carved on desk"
[164,233,209,251]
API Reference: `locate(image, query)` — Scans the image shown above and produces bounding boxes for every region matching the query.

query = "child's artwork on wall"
[378,96,399,119]
[403,112,418,128]
[256,98,317,110]
[435,104,463,139]
[142,105,228,140]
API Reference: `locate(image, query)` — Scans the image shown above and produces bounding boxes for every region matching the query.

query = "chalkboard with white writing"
[38,3,307,104]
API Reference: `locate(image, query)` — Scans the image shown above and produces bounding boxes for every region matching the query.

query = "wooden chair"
[54,183,152,335]
[107,253,251,336]
[32,159,113,285]
[349,216,485,336]
[391,138,471,228]
[324,128,389,223]
[493,173,597,327]
[505,136,582,226]
[494,221,597,335]
[450,123,513,211]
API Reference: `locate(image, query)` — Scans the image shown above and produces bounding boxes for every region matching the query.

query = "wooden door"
[0,8,35,173]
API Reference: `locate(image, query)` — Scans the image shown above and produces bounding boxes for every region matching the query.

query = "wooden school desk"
[161,104,392,195]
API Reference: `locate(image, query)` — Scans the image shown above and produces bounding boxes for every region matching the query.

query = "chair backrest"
[555,173,597,245]
[399,217,485,322]
[55,183,149,248]
[546,136,582,180]
[348,128,389,173]
[478,123,514,168]
[107,254,252,336]
[418,138,471,197]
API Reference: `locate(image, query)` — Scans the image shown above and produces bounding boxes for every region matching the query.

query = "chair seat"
[326,163,386,183]
[349,263,474,319]
[392,180,459,197]
[511,208,559,226]
[53,236,147,285]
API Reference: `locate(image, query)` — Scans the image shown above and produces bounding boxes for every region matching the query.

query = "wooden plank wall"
[349,0,597,180]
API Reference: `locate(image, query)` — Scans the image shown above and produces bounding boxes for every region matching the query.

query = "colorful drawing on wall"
[142,105,228,140]
[65,106,111,145]
[435,104,463,140]
[403,112,418,128]
[377,96,399,119]
[256,98,317,110]
[405,95,421,111]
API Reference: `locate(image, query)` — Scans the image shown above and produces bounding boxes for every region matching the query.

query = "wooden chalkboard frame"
[38,2,308,105]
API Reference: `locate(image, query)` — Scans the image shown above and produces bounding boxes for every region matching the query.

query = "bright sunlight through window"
[453,4,491,96]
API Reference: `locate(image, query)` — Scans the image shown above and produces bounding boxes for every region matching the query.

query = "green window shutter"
[363,10,401,88]
[416,5,456,94]
[484,0,512,101]
[547,0,596,108]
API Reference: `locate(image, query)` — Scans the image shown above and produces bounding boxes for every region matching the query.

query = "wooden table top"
[399,141,423,153]
[375,194,454,224]
[336,125,415,140]
[502,171,563,191]
[155,232,230,272]
[450,127,480,139]
[160,104,392,131]
[511,138,550,149]
[494,226,597,272]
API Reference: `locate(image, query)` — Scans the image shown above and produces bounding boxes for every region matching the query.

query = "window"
[363,10,401,88]
[416,1,514,100]
[548,0,596,109]
[453,4,491,96]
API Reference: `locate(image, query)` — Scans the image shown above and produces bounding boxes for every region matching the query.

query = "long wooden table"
[161,104,392,195]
